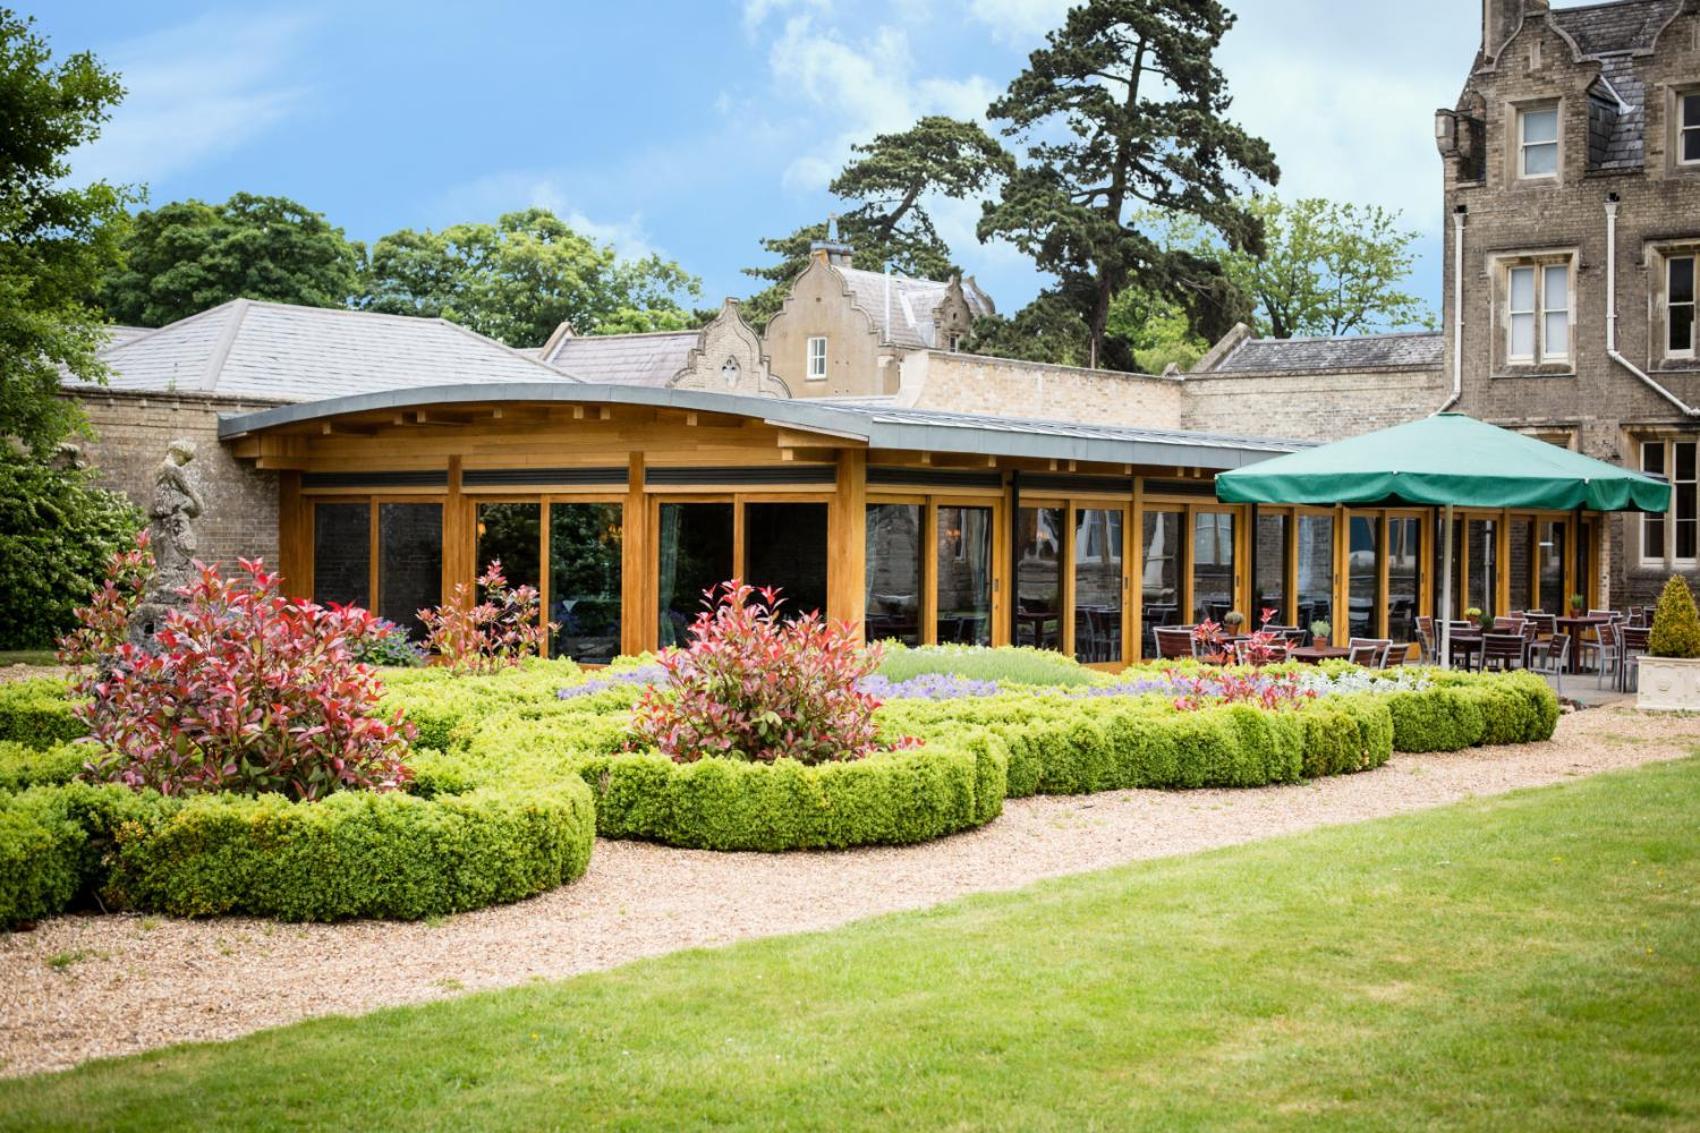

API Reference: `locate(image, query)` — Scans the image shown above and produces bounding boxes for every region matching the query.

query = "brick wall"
[67,390,282,568]
[898,350,1189,428]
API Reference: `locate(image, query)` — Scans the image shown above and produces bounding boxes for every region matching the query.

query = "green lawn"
[0,650,57,668]
[4,759,1698,1132]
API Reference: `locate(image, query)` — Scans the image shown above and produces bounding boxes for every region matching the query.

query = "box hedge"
[0,679,83,749]
[0,740,87,791]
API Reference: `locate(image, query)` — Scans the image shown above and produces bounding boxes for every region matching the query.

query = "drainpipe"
[1605,196,1700,418]
[1439,207,1466,414]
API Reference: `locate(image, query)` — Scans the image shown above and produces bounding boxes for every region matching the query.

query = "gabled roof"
[1206,331,1445,376]
[1548,0,1682,56]
[67,299,572,402]
[539,329,699,388]
[1544,0,1688,172]
[833,266,995,350]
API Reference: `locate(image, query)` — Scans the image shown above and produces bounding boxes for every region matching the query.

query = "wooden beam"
[829,449,868,634]
[321,421,379,437]
[622,451,650,656]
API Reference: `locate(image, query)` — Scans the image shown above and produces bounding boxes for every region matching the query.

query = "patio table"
[1288,645,1350,664]
[1555,615,1612,674]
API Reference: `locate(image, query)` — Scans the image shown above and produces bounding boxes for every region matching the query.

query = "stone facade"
[1440,0,1700,604]
[68,390,282,568]
[1182,367,1450,443]
[897,349,1188,427]
[671,299,789,397]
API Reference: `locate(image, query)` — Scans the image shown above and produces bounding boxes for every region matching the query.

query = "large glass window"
[1141,508,1183,654]
[313,502,370,609]
[1508,517,1536,614]
[1073,508,1123,663]
[1387,517,1420,644]
[476,502,541,594]
[378,503,441,638]
[658,503,733,647]
[937,505,992,646]
[1016,506,1063,651]
[1296,514,1334,642]
[1253,511,1287,625]
[866,503,923,645]
[1192,511,1235,624]
[745,502,828,620]
[1346,514,1378,638]
[1466,518,1498,622]
[1643,441,1668,563]
[1505,259,1571,364]
[1671,255,1696,358]
[550,503,622,663]
[1539,520,1566,615]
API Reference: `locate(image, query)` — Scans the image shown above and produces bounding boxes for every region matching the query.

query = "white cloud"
[430,172,660,261]
[966,0,1071,44]
[68,9,316,188]
[742,0,831,35]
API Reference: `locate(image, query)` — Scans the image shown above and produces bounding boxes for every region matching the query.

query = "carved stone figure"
[131,440,204,644]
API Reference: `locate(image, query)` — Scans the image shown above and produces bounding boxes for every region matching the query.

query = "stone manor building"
[56,0,1700,658]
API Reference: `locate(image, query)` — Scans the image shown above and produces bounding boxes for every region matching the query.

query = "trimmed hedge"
[1384,673,1558,752]
[0,679,82,749]
[572,741,1005,852]
[0,740,87,791]
[0,782,155,929]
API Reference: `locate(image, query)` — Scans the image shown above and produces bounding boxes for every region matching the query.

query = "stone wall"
[898,350,1188,428]
[67,390,282,568]
[1181,367,1448,442]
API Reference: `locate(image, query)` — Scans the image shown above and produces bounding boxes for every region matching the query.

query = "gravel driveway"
[3,704,1694,1079]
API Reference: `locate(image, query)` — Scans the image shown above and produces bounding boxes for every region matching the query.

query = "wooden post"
[622,451,647,656]
[921,501,939,646]
[829,448,868,635]
[277,471,310,600]
[445,455,471,606]
[1129,478,1144,660]
[1060,503,1077,659]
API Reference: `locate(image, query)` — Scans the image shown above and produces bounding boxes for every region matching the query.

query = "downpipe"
[1605,198,1700,418]
[1439,208,1466,413]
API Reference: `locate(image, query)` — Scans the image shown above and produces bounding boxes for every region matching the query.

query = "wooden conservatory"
[220,384,1603,667]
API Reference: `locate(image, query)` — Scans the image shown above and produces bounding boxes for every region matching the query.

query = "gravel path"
[3,704,1695,1079]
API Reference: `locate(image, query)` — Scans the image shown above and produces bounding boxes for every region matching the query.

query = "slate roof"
[539,330,699,387]
[1209,332,1445,375]
[67,299,573,402]
[1545,0,1686,172]
[834,266,996,350]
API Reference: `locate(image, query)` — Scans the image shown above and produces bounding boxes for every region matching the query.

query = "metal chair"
[1586,621,1623,689]
[1153,626,1197,662]
[1528,632,1571,694]
[1620,624,1650,692]
[1347,637,1393,667]
[1524,611,1556,640]
[1481,632,1526,672]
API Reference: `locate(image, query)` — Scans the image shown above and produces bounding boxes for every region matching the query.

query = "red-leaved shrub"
[59,541,412,800]
[418,561,551,673]
[628,580,899,765]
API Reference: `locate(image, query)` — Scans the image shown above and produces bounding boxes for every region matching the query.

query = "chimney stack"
[809,214,854,268]
[1484,0,1548,62]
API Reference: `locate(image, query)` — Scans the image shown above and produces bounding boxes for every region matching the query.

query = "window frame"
[1517,103,1560,181]
[1499,254,1573,367]
[1669,253,1697,361]
[1679,90,1700,168]
[1639,438,1699,568]
[805,336,828,381]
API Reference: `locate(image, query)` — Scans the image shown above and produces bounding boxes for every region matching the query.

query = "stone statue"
[131,440,205,644]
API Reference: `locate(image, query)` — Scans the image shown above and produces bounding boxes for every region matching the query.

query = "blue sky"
[40,1,1490,333]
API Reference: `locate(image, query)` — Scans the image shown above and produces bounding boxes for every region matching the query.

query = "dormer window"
[1681,92,1700,166]
[806,336,827,381]
[1518,104,1559,179]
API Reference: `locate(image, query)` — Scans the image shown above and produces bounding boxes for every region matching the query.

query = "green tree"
[362,208,702,348]
[978,0,1278,369]
[99,193,363,326]
[745,117,1013,326]
[1221,197,1434,338]
[0,8,130,452]
[0,10,140,644]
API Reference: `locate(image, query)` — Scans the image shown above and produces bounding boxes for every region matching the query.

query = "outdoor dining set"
[1415,608,1653,693]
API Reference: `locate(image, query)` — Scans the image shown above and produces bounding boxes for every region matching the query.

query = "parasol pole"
[1440,503,1455,670]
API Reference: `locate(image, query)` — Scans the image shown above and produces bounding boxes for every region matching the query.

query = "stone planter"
[1636,655,1700,711]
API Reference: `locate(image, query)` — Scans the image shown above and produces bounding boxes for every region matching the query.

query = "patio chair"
[1415,615,1435,658]
[1524,611,1556,640]
[1620,624,1651,692]
[1492,616,1523,633]
[1153,626,1197,662]
[1347,637,1393,667]
[1585,621,1623,689]
[1480,632,1526,672]
[1528,632,1571,694]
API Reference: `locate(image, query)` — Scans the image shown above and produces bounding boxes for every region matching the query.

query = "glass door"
[936,504,993,646]
[1072,506,1126,664]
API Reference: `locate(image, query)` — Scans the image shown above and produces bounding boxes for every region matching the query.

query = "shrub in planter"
[419,562,551,674]
[59,548,412,800]
[629,581,898,765]
[1649,575,1700,659]
[0,679,82,748]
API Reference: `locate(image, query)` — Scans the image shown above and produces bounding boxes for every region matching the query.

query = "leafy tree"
[978,0,1278,369]
[362,208,701,348]
[1219,196,1434,339]
[745,117,1013,326]
[0,9,142,644]
[0,8,130,453]
[99,193,363,326]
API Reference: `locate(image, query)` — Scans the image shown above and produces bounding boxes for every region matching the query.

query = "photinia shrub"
[628,580,903,765]
[58,541,413,800]
[419,561,551,674]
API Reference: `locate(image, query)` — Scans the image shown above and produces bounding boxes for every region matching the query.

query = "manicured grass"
[0,651,56,668]
[875,642,1100,686]
[4,759,1698,1131]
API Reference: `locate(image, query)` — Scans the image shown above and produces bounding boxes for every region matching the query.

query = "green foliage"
[0,740,85,791]
[745,117,1013,325]
[573,743,1005,852]
[0,678,81,748]
[0,10,131,453]
[0,784,86,927]
[98,193,363,327]
[0,448,141,648]
[100,780,595,921]
[1649,575,1700,659]
[978,0,1278,369]
[1382,672,1558,752]
[876,643,1099,687]
[361,208,700,348]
